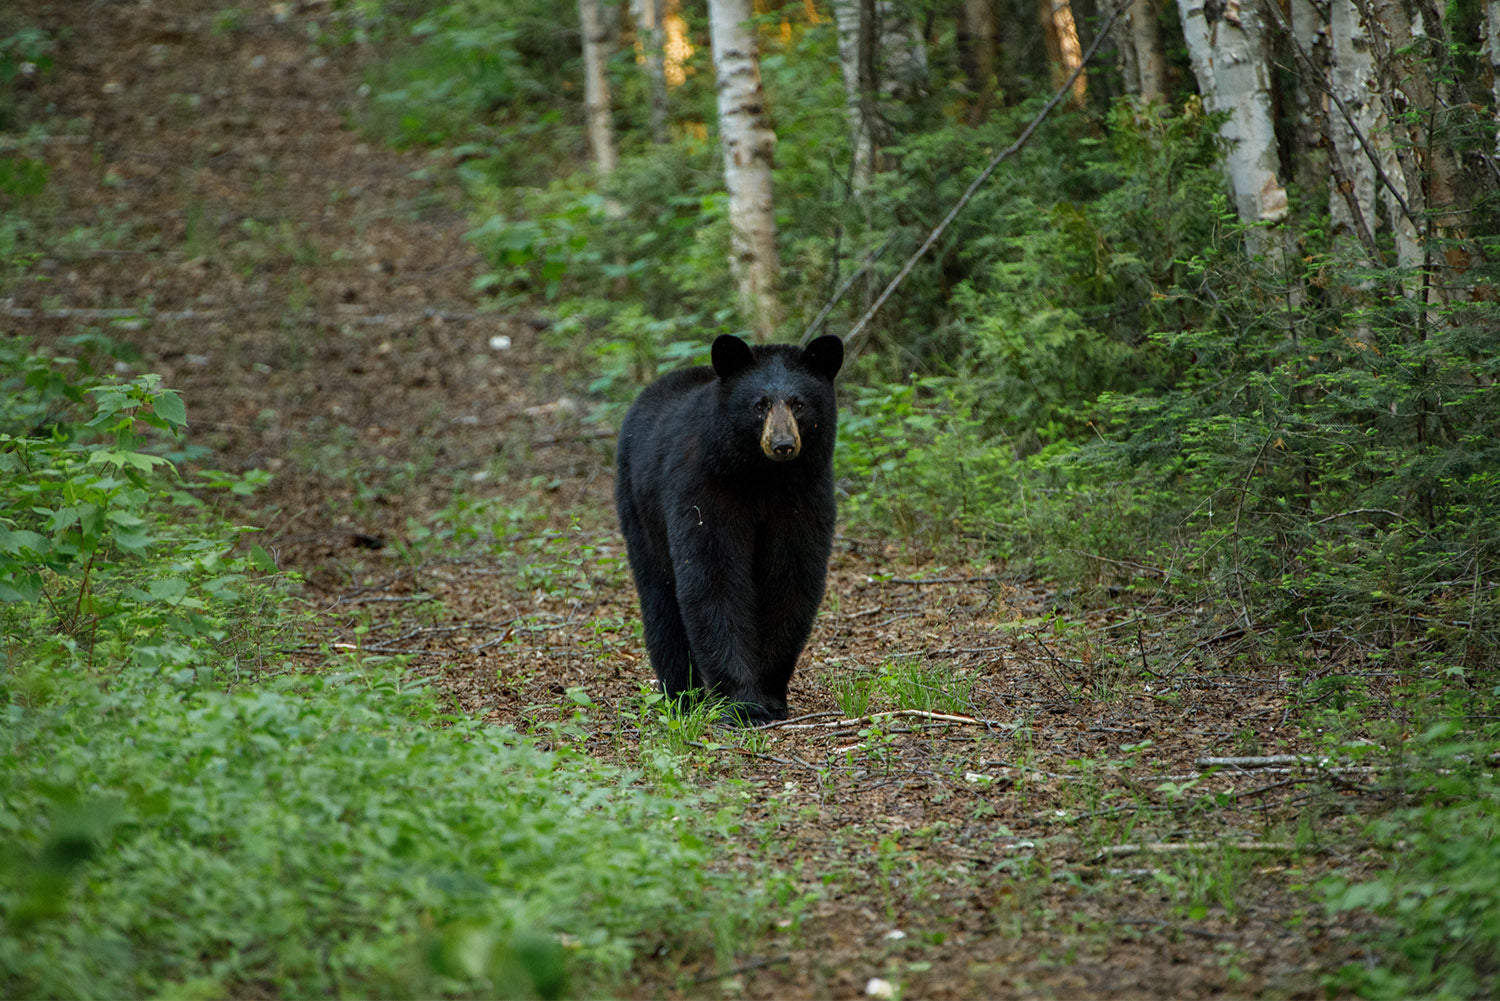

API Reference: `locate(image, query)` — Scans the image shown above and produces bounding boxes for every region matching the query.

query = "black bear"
[615,333,844,724]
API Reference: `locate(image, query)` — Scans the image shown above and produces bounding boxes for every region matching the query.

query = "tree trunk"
[833,0,929,196]
[832,0,875,196]
[1038,0,1088,107]
[631,0,670,143]
[1176,0,1288,228]
[1323,0,1386,252]
[707,0,782,340]
[1489,1,1500,156]
[960,0,999,122]
[1124,0,1167,103]
[579,0,618,174]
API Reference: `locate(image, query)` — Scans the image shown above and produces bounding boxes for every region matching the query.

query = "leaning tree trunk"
[579,0,618,174]
[1177,0,1288,231]
[707,0,782,340]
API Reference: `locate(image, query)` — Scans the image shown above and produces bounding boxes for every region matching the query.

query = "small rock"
[488,334,512,351]
[865,977,895,999]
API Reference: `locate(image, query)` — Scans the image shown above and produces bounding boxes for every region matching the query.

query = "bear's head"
[710,333,843,469]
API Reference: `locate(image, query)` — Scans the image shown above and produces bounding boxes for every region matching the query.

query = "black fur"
[615,333,843,724]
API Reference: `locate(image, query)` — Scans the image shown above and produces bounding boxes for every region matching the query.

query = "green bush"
[0,339,762,998]
[1322,724,1500,999]
[0,663,744,998]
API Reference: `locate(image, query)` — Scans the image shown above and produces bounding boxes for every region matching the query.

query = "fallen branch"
[1197,754,1334,769]
[774,708,1003,731]
[877,574,1001,586]
[1092,841,1298,863]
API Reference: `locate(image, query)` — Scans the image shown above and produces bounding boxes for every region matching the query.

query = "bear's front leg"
[666,506,783,724]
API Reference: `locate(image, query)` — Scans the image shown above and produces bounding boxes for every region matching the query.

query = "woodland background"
[2,0,1499,997]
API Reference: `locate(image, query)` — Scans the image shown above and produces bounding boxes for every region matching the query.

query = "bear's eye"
[754,398,770,416]
[789,397,804,414]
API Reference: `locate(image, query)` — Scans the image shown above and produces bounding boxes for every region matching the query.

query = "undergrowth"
[0,336,769,998]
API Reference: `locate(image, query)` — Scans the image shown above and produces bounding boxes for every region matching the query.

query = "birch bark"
[1489,1,1500,155]
[1177,0,1288,228]
[707,0,782,339]
[1327,0,1379,242]
[579,0,618,174]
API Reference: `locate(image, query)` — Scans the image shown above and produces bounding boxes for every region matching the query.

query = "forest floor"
[8,1,1373,996]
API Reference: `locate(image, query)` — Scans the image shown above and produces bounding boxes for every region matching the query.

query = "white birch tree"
[832,0,930,197]
[831,0,874,197]
[1177,0,1288,229]
[1489,1,1500,155]
[578,0,618,174]
[707,0,782,339]
[1327,0,1380,244]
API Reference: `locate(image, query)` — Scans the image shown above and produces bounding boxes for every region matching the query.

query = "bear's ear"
[801,335,844,381]
[711,334,755,380]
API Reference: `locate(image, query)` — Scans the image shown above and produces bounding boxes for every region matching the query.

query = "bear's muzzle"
[760,401,802,461]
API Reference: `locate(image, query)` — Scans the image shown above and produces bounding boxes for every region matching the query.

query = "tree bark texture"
[1326,0,1381,244]
[1177,0,1288,226]
[1123,0,1167,102]
[579,0,618,174]
[1038,0,1088,106]
[1489,1,1500,155]
[707,0,782,340]
[832,0,875,196]
[960,0,999,122]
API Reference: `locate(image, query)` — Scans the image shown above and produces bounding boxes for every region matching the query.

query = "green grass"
[877,658,977,715]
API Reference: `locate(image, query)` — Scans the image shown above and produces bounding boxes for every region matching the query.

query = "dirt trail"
[7,2,1362,996]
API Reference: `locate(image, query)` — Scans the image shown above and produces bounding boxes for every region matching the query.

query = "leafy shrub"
[0,663,746,998]
[0,339,761,998]
[1321,723,1500,999]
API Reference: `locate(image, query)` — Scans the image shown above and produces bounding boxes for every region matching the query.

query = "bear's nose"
[771,438,798,457]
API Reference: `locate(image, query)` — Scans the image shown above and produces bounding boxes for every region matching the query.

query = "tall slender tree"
[1123,0,1166,103]
[1177,0,1288,228]
[832,0,930,197]
[579,0,618,174]
[707,0,782,339]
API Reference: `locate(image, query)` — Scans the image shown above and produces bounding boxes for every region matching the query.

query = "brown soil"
[6,2,1369,996]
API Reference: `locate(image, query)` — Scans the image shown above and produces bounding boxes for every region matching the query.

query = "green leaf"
[147,578,189,603]
[111,521,152,553]
[152,390,188,429]
[248,544,278,573]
